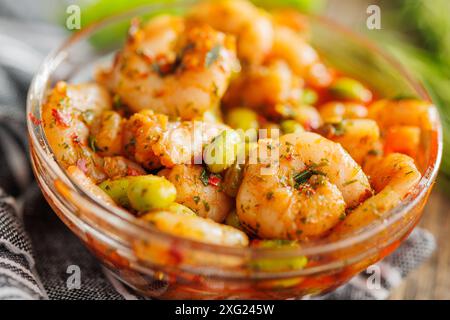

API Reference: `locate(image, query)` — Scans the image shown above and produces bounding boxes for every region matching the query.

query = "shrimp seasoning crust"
[39,0,435,249]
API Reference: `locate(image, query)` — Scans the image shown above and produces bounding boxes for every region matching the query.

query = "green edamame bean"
[222,162,244,197]
[226,108,259,131]
[329,77,372,103]
[301,88,318,105]
[280,120,304,134]
[204,129,241,173]
[127,175,177,212]
[249,240,308,271]
[99,178,131,208]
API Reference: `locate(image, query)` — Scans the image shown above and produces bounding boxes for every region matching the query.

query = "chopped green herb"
[125,137,136,151]
[88,135,97,152]
[199,168,210,186]
[151,62,164,76]
[368,149,381,156]
[113,94,123,110]
[266,191,274,200]
[212,82,219,97]
[193,196,200,204]
[81,109,95,125]
[205,45,222,68]
[332,122,346,136]
[293,168,326,188]
[392,94,417,101]
[343,179,358,186]
[202,200,210,212]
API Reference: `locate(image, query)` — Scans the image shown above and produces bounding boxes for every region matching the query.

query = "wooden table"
[389,184,450,299]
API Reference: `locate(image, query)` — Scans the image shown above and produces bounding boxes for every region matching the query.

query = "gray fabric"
[0,11,438,300]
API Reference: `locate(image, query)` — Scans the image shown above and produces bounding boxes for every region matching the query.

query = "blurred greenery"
[79,0,325,25]
[77,0,325,48]
[76,0,184,48]
[377,0,450,178]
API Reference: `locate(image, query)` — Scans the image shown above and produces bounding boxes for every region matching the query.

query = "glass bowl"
[27,2,442,299]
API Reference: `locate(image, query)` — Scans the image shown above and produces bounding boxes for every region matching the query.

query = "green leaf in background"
[76,0,325,48]
[80,0,325,25]
[77,0,185,49]
[251,0,325,12]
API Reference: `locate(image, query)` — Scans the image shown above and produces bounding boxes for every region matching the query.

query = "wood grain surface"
[389,184,450,300]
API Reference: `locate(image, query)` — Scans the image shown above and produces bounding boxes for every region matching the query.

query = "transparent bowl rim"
[27,0,443,259]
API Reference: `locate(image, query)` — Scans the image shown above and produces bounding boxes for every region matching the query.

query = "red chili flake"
[28,113,42,125]
[303,121,313,132]
[71,133,81,145]
[76,158,88,174]
[52,109,70,127]
[208,174,221,187]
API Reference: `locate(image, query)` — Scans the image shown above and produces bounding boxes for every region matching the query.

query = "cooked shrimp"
[223,59,302,111]
[269,25,319,76]
[42,81,111,182]
[236,133,372,240]
[159,165,233,223]
[267,24,330,87]
[188,0,273,65]
[124,110,227,169]
[292,105,322,130]
[152,121,228,168]
[100,15,238,120]
[364,153,421,195]
[90,110,124,157]
[317,119,380,164]
[142,211,248,247]
[280,132,372,207]
[368,99,436,130]
[271,9,310,34]
[236,138,346,240]
[122,110,168,170]
[222,59,323,131]
[333,153,421,236]
[102,156,146,179]
[67,166,116,207]
[319,102,368,123]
